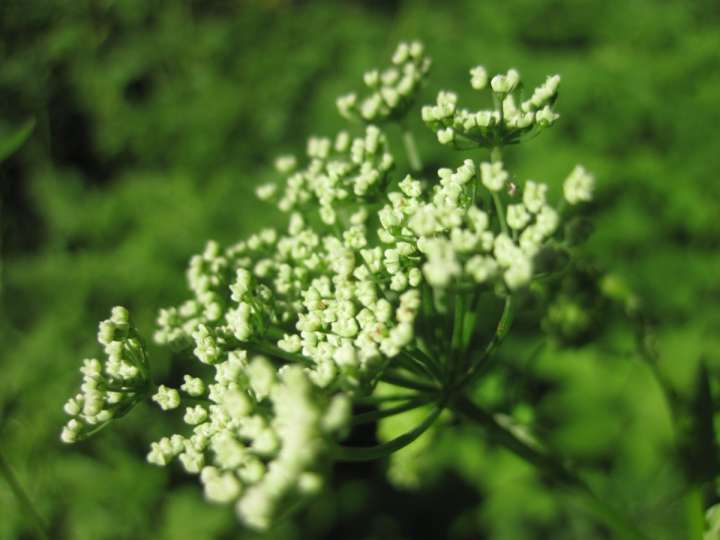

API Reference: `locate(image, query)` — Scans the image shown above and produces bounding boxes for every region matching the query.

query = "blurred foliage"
[1,0,720,539]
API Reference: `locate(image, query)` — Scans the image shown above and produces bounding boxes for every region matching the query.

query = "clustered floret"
[373,158,565,291]
[146,351,350,530]
[255,125,394,225]
[61,307,151,443]
[422,67,560,148]
[336,41,431,123]
[61,41,596,530]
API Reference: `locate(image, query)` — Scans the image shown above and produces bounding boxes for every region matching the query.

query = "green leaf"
[0,119,35,162]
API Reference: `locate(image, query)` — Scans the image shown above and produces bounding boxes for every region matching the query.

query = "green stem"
[449,293,467,383]
[452,397,650,540]
[380,372,438,393]
[493,94,505,128]
[355,393,424,405]
[407,347,444,382]
[333,406,442,461]
[490,146,509,236]
[455,295,514,391]
[0,450,49,540]
[450,293,466,354]
[400,350,441,382]
[492,192,508,237]
[397,352,435,382]
[351,396,434,426]
[402,128,422,172]
[242,341,312,366]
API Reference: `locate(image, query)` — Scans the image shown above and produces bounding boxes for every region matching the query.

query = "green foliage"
[1,1,719,539]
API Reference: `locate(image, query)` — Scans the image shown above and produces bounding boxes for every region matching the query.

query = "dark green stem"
[0,450,49,540]
[355,393,424,405]
[380,372,438,393]
[351,396,434,426]
[454,294,514,391]
[452,397,650,540]
[241,341,312,366]
[334,406,442,461]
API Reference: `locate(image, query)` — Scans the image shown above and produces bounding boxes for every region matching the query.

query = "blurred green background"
[1,1,719,539]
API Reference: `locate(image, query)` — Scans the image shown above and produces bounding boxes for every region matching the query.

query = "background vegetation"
[1,1,719,538]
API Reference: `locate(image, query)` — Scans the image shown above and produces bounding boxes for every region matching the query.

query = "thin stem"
[407,347,444,382]
[350,396,433,426]
[241,341,312,366]
[449,292,467,383]
[402,127,422,172]
[397,352,435,382]
[460,291,479,354]
[490,146,509,236]
[450,293,466,354]
[493,94,504,128]
[0,450,49,540]
[455,295,514,391]
[492,192,508,236]
[354,393,423,405]
[452,397,650,540]
[400,350,441,382]
[380,372,438,393]
[333,406,442,461]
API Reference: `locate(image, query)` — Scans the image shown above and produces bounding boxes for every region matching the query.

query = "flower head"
[61,307,151,443]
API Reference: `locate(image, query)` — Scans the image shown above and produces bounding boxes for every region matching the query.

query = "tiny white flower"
[184,405,208,425]
[491,68,520,94]
[523,180,547,214]
[181,375,205,397]
[504,255,533,289]
[536,205,559,236]
[274,155,297,173]
[480,161,508,192]
[563,165,594,205]
[507,204,530,230]
[470,65,488,90]
[153,385,181,411]
[437,127,454,145]
[535,105,559,127]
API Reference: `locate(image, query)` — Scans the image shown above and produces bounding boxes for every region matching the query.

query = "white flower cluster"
[336,41,431,123]
[146,351,350,530]
[422,68,560,148]
[61,307,151,443]
[276,236,424,388]
[154,239,236,347]
[155,204,423,390]
[255,126,394,225]
[61,41,598,531]
[374,159,567,291]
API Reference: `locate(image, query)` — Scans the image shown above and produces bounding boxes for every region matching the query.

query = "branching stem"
[334,406,442,461]
[452,397,650,540]
[350,396,434,426]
